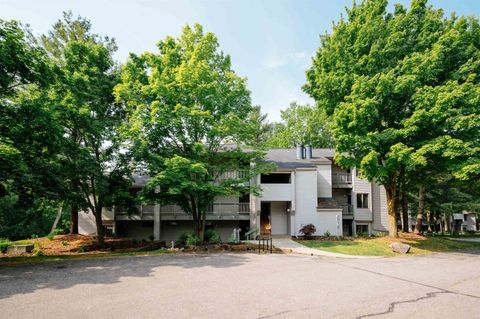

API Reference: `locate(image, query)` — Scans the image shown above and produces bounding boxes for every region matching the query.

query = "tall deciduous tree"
[115,24,272,239]
[305,0,480,236]
[0,20,65,239]
[39,12,120,235]
[40,13,129,244]
[266,102,333,148]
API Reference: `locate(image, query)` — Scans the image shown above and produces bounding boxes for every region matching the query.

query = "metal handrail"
[332,173,352,185]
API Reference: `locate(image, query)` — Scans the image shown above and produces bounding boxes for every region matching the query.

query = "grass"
[297,233,480,257]
[0,248,178,264]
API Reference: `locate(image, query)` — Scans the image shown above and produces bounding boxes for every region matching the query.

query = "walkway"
[272,237,384,259]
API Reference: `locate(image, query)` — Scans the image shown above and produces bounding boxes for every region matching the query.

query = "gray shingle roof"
[264,148,333,169]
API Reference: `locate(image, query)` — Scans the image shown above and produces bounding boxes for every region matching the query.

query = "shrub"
[61,241,69,246]
[53,229,65,235]
[185,233,201,247]
[46,233,55,241]
[299,224,316,238]
[0,239,11,253]
[78,246,88,253]
[33,249,44,256]
[323,230,331,237]
[148,235,155,242]
[227,234,239,244]
[204,229,221,244]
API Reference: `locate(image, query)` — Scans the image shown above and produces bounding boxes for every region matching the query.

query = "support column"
[154,204,160,240]
[154,187,161,240]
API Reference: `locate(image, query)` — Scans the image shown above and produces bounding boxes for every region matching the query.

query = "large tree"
[0,20,68,238]
[39,13,130,244]
[115,24,271,240]
[266,102,333,148]
[38,12,122,235]
[305,0,480,236]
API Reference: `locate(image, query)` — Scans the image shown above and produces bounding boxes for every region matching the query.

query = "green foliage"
[244,105,273,148]
[204,229,221,244]
[185,233,202,247]
[305,0,480,235]
[46,233,55,241]
[33,248,44,256]
[0,239,11,253]
[115,23,273,239]
[266,103,333,148]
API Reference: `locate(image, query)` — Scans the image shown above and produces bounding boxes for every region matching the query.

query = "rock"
[7,244,34,253]
[390,242,411,254]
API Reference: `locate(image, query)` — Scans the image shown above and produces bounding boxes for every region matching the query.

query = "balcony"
[115,203,250,221]
[340,204,354,217]
[332,173,353,188]
[216,170,250,181]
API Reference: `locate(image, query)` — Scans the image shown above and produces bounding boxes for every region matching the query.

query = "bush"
[323,230,331,237]
[204,229,221,244]
[185,233,201,247]
[46,233,55,241]
[0,239,11,253]
[299,224,316,238]
[53,228,65,235]
[33,249,44,256]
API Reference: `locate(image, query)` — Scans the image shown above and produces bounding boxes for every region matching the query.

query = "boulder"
[7,244,34,253]
[390,242,411,254]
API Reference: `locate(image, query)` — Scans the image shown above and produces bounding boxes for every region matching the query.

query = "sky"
[2,0,479,121]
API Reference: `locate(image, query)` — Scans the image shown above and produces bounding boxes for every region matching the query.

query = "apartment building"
[78,147,389,241]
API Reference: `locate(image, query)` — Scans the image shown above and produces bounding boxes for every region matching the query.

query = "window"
[356,193,369,209]
[356,224,369,236]
[355,169,361,177]
[260,173,291,184]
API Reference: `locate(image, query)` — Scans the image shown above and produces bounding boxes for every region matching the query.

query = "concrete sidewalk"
[272,237,384,259]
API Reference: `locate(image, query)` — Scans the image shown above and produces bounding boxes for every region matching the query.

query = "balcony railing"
[340,204,354,215]
[116,203,250,219]
[332,173,352,186]
[216,170,250,180]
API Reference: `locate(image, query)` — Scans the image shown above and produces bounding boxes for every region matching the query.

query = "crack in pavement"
[314,257,480,318]
[355,290,451,318]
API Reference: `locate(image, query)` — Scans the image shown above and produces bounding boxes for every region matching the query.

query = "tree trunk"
[94,206,105,245]
[401,192,409,233]
[427,210,432,233]
[414,186,426,234]
[70,205,78,234]
[385,186,398,237]
[445,214,451,233]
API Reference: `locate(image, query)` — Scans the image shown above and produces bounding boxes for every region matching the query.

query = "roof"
[264,148,332,169]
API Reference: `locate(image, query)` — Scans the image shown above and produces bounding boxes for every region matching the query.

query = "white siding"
[271,202,288,235]
[293,170,342,236]
[353,174,373,221]
[317,165,332,198]
[260,184,292,201]
[372,184,388,232]
[78,211,97,235]
[316,210,343,236]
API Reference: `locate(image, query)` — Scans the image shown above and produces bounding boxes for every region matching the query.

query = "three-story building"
[78,146,389,241]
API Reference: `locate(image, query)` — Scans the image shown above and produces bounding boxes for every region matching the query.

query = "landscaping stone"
[390,242,411,254]
[7,244,34,253]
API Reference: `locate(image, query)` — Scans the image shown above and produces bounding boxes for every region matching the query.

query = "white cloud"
[262,50,312,70]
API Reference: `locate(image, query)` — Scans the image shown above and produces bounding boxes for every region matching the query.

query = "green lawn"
[297,235,480,257]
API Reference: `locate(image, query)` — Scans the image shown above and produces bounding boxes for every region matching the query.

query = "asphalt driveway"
[1,251,479,318]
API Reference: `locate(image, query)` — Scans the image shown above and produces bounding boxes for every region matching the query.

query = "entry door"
[260,202,271,235]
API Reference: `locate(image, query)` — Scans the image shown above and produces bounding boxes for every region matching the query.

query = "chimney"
[305,145,312,159]
[296,144,304,160]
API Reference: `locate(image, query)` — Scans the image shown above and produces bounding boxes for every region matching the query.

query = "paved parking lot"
[1,251,479,318]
